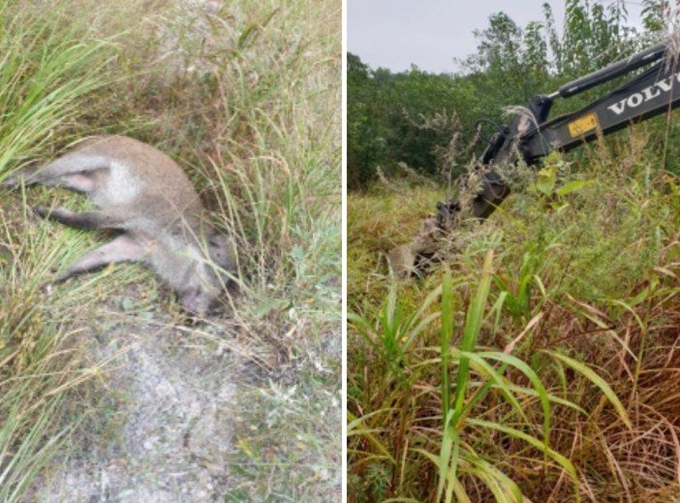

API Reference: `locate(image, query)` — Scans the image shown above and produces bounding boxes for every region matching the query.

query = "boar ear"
[208,232,228,247]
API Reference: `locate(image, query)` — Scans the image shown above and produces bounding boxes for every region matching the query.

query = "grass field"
[348,128,680,502]
[0,0,341,500]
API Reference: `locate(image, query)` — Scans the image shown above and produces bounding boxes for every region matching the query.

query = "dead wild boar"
[2,135,236,315]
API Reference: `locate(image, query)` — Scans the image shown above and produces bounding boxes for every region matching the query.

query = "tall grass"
[0,3,122,498]
[172,2,343,497]
[348,128,680,501]
[1,0,340,500]
[101,0,342,323]
[0,3,117,177]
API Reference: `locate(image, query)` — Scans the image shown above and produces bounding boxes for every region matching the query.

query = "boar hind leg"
[3,153,109,193]
[55,234,143,283]
[34,206,126,230]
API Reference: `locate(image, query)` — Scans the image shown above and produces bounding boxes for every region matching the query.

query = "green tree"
[347,0,649,191]
[387,68,460,177]
[347,53,386,189]
[641,0,668,33]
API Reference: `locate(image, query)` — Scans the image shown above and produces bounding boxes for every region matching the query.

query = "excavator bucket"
[387,242,419,278]
[387,200,461,278]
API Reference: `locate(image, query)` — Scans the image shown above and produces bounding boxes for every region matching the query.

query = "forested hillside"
[348,1,680,501]
[348,0,671,190]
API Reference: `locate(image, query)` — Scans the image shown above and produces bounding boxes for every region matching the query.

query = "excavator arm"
[391,40,680,276]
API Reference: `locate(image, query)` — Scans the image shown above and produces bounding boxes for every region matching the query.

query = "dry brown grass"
[348,128,680,501]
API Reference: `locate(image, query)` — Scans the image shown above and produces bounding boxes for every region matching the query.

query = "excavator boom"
[390,40,680,276]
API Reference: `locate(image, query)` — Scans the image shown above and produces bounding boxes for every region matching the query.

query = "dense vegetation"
[348,1,680,501]
[348,0,671,190]
[0,0,340,500]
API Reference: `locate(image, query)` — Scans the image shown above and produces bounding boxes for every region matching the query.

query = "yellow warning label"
[568,113,598,137]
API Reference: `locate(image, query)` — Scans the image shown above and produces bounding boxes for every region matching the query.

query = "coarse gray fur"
[2,135,236,315]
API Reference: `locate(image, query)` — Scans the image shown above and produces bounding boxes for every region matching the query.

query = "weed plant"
[0,4,121,499]
[0,0,340,500]
[348,127,680,501]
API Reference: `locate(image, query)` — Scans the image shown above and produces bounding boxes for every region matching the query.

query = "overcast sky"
[348,1,645,74]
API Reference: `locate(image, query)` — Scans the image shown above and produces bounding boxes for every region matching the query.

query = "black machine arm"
[554,41,667,98]
[460,40,680,221]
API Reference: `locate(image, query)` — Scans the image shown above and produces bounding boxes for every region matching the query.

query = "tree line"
[348,0,667,191]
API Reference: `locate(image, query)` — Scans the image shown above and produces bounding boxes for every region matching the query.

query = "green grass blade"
[467,418,580,501]
[452,250,495,418]
[478,351,553,446]
[438,250,495,502]
[543,350,633,429]
[441,271,454,427]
